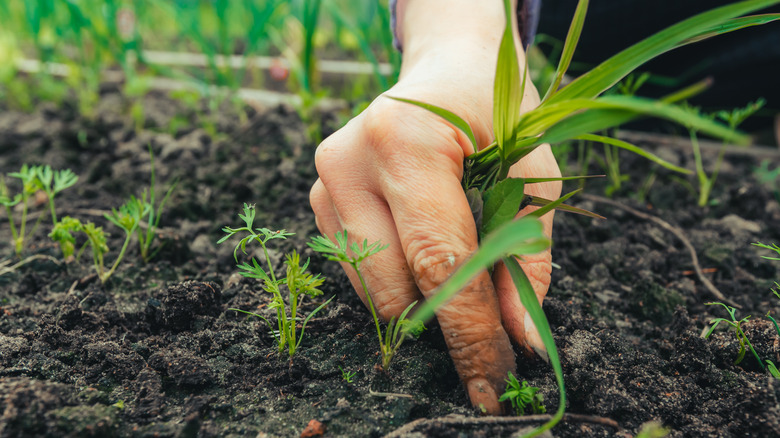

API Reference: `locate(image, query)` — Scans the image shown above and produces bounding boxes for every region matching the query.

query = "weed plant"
[338,365,356,383]
[309,230,425,370]
[703,302,764,369]
[393,1,780,436]
[686,98,765,206]
[219,203,333,359]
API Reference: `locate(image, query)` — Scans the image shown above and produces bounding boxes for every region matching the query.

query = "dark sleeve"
[390,0,541,51]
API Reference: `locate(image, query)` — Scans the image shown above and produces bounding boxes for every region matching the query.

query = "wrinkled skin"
[309,0,561,414]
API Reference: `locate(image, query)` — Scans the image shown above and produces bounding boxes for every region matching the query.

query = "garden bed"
[1,91,779,437]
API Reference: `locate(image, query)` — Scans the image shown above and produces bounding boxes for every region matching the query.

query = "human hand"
[309,0,561,414]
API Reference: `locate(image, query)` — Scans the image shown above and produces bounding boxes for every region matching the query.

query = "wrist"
[398,0,524,75]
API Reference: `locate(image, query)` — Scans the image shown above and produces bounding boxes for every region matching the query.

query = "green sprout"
[50,198,139,284]
[32,165,78,226]
[686,98,765,207]
[338,365,357,383]
[134,146,178,263]
[767,361,780,379]
[309,230,425,370]
[219,203,333,359]
[754,242,780,341]
[702,302,764,369]
[2,164,77,256]
[499,372,546,416]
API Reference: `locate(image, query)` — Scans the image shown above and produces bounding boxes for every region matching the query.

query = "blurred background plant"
[0,0,401,136]
[0,0,776,157]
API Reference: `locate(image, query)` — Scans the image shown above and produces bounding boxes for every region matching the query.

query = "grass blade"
[494,0,523,159]
[681,14,780,45]
[542,0,588,101]
[575,133,692,174]
[545,0,780,104]
[503,256,565,438]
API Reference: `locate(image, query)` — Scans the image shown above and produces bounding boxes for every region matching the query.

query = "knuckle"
[373,292,412,323]
[519,251,552,300]
[408,240,472,293]
[444,324,514,381]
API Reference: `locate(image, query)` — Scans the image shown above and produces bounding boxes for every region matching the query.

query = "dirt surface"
[1,91,779,437]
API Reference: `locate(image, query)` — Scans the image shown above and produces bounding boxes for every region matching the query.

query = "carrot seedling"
[219,203,333,359]
[499,372,546,416]
[309,230,425,370]
[32,165,78,227]
[51,198,139,284]
[3,164,78,256]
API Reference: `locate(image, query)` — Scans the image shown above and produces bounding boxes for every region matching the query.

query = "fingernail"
[466,378,501,415]
[524,312,549,363]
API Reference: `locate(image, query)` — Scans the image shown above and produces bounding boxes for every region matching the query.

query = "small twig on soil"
[383,413,621,438]
[368,390,414,399]
[580,193,737,307]
[0,254,60,277]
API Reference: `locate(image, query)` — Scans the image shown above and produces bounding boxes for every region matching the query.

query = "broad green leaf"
[406,217,549,328]
[503,257,565,438]
[575,133,692,174]
[481,178,526,239]
[494,0,523,160]
[388,96,478,152]
[543,0,588,101]
[546,0,780,104]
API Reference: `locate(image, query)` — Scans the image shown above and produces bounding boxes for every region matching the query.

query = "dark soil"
[1,90,779,438]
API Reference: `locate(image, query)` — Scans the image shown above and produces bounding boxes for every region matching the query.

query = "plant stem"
[353,260,385,359]
[102,230,133,283]
[736,325,765,370]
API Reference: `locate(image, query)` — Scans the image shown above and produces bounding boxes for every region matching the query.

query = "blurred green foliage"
[0,0,401,117]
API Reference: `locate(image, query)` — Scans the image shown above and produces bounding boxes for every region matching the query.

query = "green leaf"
[481,178,526,239]
[543,0,588,101]
[528,195,604,219]
[296,295,336,351]
[493,0,523,159]
[504,257,564,437]
[546,0,780,104]
[387,96,478,152]
[519,96,748,146]
[681,14,780,45]
[575,133,692,174]
[767,360,780,379]
[406,217,549,329]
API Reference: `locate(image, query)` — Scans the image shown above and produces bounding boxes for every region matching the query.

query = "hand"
[309,0,561,414]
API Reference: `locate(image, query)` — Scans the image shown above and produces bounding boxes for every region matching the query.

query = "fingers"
[311,133,421,322]
[375,129,515,414]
